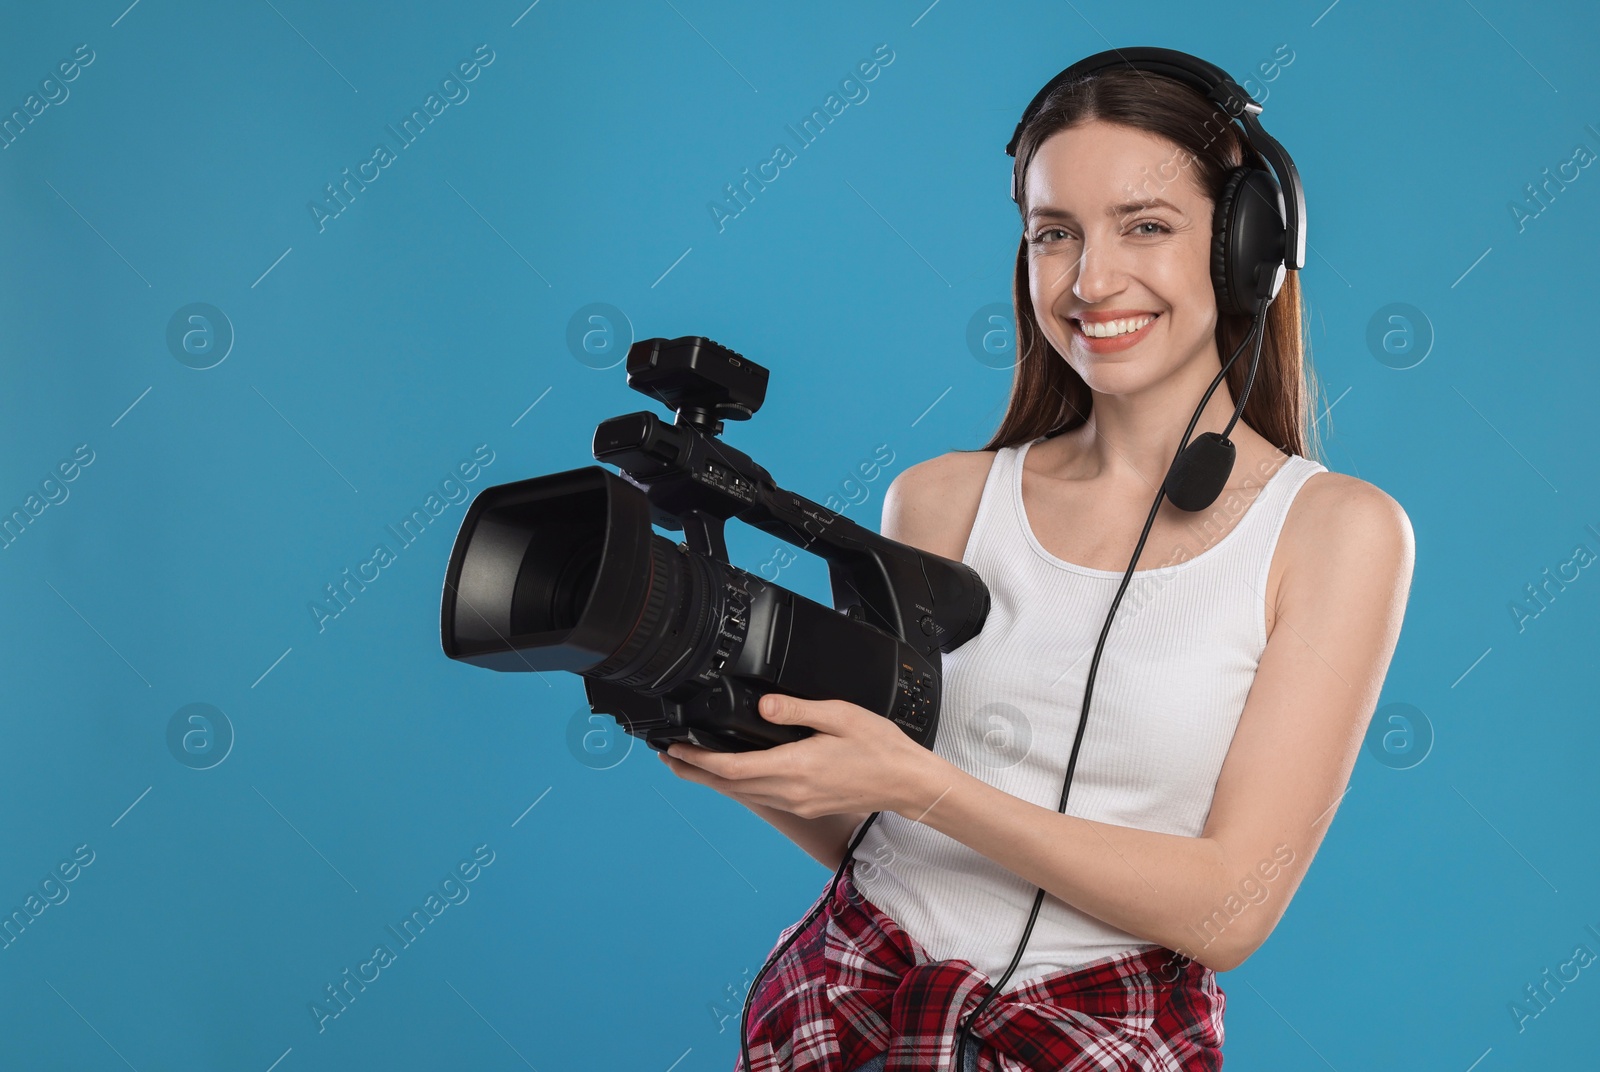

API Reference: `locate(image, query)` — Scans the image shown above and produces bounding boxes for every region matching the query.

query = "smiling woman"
[663,48,1414,1072]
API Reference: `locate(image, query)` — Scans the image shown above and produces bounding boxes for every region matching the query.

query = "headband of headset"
[1004,46,1306,272]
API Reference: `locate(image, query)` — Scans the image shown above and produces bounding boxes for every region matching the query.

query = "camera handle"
[677,507,729,563]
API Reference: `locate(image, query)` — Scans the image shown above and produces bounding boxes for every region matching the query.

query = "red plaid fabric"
[735,858,1225,1072]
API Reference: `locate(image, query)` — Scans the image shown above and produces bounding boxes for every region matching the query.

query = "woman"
[660,60,1414,1072]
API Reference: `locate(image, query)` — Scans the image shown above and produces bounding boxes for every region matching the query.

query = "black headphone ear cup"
[1210,167,1287,317]
[1209,167,1249,317]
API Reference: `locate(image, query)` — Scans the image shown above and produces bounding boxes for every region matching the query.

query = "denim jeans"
[848,1035,982,1072]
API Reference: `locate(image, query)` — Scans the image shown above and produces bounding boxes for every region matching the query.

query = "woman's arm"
[893,476,1416,973]
[658,743,868,870]
[738,801,871,872]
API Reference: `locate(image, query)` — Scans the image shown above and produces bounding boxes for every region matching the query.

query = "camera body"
[439,335,991,754]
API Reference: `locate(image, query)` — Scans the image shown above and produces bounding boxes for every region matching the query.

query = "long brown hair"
[978,67,1328,464]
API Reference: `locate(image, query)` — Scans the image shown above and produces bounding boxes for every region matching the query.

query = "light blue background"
[2,0,1596,1069]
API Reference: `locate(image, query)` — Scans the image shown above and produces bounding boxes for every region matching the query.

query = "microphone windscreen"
[1163,432,1236,512]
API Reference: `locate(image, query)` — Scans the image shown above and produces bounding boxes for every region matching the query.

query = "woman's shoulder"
[881,448,1001,562]
[1279,464,1415,588]
[1288,465,1411,535]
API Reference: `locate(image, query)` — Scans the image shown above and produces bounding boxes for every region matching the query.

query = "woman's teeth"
[1076,314,1156,338]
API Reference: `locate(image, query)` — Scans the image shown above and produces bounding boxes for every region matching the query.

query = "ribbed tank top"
[848,434,1327,993]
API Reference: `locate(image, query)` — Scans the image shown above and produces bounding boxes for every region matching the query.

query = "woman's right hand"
[659,746,767,809]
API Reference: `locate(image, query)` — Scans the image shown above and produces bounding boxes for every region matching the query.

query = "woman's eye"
[1031,222,1168,244]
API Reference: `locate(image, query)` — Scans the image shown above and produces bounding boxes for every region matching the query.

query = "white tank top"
[848,434,1327,993]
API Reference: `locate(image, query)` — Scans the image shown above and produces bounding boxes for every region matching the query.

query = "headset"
[738,46,1306,1072]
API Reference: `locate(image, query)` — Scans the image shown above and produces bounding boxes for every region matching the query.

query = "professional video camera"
[438,335,991,754]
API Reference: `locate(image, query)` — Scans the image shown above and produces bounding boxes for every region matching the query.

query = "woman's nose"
[1071,237,1128,302]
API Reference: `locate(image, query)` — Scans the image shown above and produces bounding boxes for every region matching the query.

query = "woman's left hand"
[658,692,940,820]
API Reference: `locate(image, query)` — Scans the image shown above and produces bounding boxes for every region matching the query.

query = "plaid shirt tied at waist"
[734,858,1226,1072]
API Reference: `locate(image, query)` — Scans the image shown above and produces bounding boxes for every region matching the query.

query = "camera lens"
[441,466,739,695]
[511,538,601,635]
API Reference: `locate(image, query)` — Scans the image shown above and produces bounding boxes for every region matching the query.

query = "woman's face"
[1023,119,1219,396]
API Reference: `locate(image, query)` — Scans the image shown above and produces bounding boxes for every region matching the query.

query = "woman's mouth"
[1070,312,1160,353]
